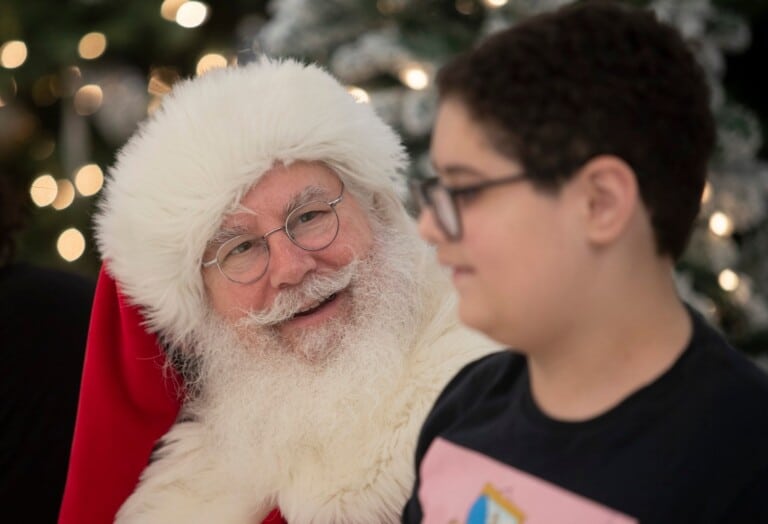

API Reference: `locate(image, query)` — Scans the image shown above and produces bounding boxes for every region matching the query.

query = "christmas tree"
[1,0,766,357]
[256,0,768,358]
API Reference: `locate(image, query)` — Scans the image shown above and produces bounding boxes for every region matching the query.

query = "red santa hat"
[95,57,406,349]
[60,59,408,523]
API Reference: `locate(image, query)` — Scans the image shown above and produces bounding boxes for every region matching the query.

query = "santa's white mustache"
[238,259,359,328]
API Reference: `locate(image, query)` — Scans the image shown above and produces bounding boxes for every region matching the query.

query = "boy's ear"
[573,155,640,247]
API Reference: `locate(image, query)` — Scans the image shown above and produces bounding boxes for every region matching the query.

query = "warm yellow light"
[30,139,56,161]
[708,211,734,237]
[1,75,17,106]
[74,84,103,115]
[399,65,429,90]
[376,0,405,15]
[74,164,104,196]
[718,269,740,292]
[147,95,163,116]
[1,40,28,69]
[455,0,476,15]
[483,0,508,7]
[32,75,59,107]
[78,32,107,60]
[30,174,58,207]
[196,53,228,76]
[347,86,370,104]
[176,1,208,28]
[161,0,188,21]
[57,228,86,262]
[701,181,712,204]
[52,180,76,210]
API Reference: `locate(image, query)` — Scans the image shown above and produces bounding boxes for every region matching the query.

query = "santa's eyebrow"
[207,185,332,247]
[207,225,250,247]
[282,185,329,216]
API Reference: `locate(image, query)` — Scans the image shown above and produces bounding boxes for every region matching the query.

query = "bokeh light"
[29,174,58,207]
[78,32,108,60]
[709,211,734,237]
[57,228,86,262]
[160,0,187,21]
[74,84,103,115]
[74,164,104,196]
[718,269,740,292]
[176,1,208,28]
[0,40,28,69]
[399,65,429,90]
[196,53,227,75]
[347,86,370,104]
[51,179,76,210]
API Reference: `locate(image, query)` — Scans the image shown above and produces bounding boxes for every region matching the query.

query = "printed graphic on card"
[418,438,637,524]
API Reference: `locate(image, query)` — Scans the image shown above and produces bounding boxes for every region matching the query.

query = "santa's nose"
[266,232,318,289]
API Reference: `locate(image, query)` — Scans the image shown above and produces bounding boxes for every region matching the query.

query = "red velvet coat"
[58,268,285,524]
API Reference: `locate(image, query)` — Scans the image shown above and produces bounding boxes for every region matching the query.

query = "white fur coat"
[115,292,497,523]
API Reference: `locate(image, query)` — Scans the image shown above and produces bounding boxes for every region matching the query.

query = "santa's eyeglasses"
[410,174,526,241]
[202,183,344,284]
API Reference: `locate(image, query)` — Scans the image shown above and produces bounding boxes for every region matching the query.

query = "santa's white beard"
[185,227,425,496]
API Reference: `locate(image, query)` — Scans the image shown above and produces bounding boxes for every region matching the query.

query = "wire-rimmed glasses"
[202,182,344,284]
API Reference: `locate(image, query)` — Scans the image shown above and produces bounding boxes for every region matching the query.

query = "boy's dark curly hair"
[436,0,716,259]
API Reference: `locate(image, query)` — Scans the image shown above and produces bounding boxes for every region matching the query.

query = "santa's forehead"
[220,165,342,229]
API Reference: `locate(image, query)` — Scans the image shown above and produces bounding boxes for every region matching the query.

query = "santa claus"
[59,58,496,523]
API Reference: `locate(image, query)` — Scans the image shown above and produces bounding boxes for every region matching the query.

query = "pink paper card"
[418,438,638,524]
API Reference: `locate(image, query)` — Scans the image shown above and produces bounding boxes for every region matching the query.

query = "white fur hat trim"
[95,58,406,347]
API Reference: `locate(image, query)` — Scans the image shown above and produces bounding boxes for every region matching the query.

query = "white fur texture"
[116,272,497,524]
[96,59,407,348]
[101,58,501,523]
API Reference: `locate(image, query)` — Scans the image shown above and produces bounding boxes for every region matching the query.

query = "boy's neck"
[525,262,692,422]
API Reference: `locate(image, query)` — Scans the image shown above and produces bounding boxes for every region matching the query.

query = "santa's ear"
[572,155,640,247]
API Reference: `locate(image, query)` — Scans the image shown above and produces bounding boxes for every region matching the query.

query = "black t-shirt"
[0,263,94,523]
[402,308,768,523]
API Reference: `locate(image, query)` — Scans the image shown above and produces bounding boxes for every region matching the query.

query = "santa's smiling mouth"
[292,293,339,318]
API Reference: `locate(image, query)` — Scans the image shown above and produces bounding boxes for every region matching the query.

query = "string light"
[58,66,82,97]
[456,0,476,15]
[147,95,163,115]
[718,269,740,292]
[78,32,108,60]
[708,211,734,237]
[161,0,188,21]
[347,86,370,104]
[51,180,76,210]
[74,164,104,196]
[57,228,86,262]
[376,0,406,15]
[399,65,429,90]
[30,139,56,161]
[32,75,59,107]
[196,53,228,76]
[0,40,28,69]
[74,84,103,115]
[176,1,208,28]
[29,174,58,207]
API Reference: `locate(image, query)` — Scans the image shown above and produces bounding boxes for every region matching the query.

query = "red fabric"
[58,267,182,524]
[58,268,286,524]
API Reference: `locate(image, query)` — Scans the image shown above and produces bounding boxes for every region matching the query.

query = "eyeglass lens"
[429,186,461,239]
[217,200,339,283]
